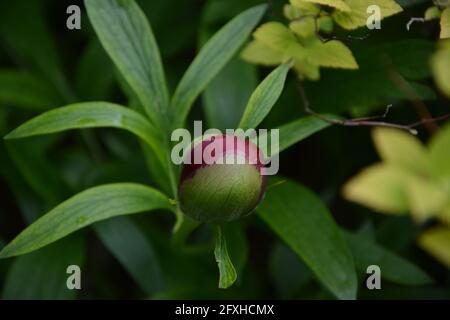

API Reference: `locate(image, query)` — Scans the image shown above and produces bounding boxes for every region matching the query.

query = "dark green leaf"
[343,230,433,286]
[202,57,257,130]
[85,0,169,126]
[0,183,173,258]
[4,102,165,167]
[0,70,61,111]
[75,40,115,101]
[0,0,73,101]
[258,179,357,300]
[2,236,85,299]
[171,4,267,127]
[95,216,165,295]
[304,40,435,114]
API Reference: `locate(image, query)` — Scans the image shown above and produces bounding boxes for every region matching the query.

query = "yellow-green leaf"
[294,59,321,80]
[289,0,320,14]
[429,122,450,182]
[318,16,334,33]
[291,0,350,12]
[283,4,303,20]
[241,40,285,66]
[438,205,450,227]
[440,8,450,39]
[418,226,450,268]
[253,22,305,60]
[425,6,441,21]
[406,176,448,222]
[333,0,403,30]
[304,39,358,69]
[431,43,450,98]
[253,22,296,50]
[343,164,414,214]
[372,127,430,174]
[289,17,316,38]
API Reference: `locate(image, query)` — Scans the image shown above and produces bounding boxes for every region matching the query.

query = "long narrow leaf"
[238,63,290,130]
[95,217,165,295]
[0,183,173,258]
[171,4,267,127]
[4,102,164,165]
[0,70,61,111]
[2,236,85,299]
[85,0,169,126]
[344,230,433,286]
[257,179,357,300]
[253,115,331,157]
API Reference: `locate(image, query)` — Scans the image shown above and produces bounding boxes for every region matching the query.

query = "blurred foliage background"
[0,0,449,299]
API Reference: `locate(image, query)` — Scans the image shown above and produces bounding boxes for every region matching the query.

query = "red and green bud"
[178,134,267,223]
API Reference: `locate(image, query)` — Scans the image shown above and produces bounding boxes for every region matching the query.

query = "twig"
[382,56,439,134]
[297,82,450,135]
[406,17,425,31]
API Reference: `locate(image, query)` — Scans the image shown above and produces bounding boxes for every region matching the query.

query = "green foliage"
[1,0,449,299]
[85,0,169,128]
[344,126,450,268]
[239,63,290,129]
[0,183,173,258]
[344,230,433,285]
[258,179,357,300]
[2,236,85,299]
[214,225,237,288]
[171,4,267,128]
[333,0,403,30]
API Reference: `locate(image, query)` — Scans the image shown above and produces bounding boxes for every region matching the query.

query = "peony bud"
[178,134,267,223]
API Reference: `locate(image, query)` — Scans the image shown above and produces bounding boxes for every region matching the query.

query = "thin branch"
[382,56,439,134]
[296,82,450,135]
[406,17,425,31]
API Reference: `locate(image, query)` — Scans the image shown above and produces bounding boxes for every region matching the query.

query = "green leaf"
[440,7,450,39]
[424,6,441,20]
[171,5,266,128]
[406,176,448,222]
[4,102,164,166]
[303,40,435,114]
[343,163,414,214]
[0,183,173,258]
[94,216,165,295]
[241,40,285,66]
[75,40,115,101]
[277,116,332,153]
[429,122,450,181]
[418,226,450,268]
[0,0,73,101]
[2,236,85,299]
[431,43,450,98]
[289,18,316,38]
[203,57,257,130]
[214,225,237,289]
[0,70,61,111]
[270,243,313,298]
[255,115,331,156]
[258,179,357,300]
[85,0,169,127]
[223,224,249,280]
[333,0,403,30]
[6,139,68,206]
[343,230,433,286]
[238,63,290,130]
[372,127,429,174]
[291,0,351,12]
[304,40,358,70]
[253,22,297,52]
